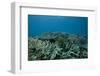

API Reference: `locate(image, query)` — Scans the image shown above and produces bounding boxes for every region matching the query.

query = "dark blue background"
[28,15,88,37]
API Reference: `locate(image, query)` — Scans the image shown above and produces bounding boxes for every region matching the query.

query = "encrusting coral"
[28,32,88,60]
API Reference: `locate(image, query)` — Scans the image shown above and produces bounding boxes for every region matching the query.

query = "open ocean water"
[28,15,88,37]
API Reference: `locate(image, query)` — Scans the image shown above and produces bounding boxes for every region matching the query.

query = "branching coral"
[28,32,88,61]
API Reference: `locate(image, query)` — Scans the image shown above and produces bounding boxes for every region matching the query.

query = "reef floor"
[28,32,88,61]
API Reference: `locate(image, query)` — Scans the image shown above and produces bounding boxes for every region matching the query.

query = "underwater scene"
[28,15,88,61]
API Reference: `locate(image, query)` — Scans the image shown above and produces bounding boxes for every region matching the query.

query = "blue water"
[28,15,88,37]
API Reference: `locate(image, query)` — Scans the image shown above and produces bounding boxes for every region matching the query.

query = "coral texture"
[28,32,88,60]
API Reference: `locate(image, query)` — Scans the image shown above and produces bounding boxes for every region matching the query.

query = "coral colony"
[28,32,87,60]
[28,15,88,60]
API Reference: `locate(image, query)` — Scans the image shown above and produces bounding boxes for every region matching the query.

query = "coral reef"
[28,32,88,61]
